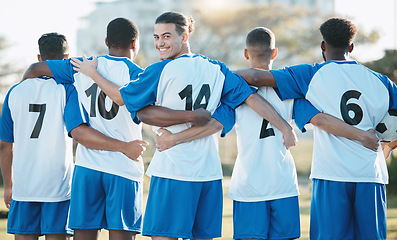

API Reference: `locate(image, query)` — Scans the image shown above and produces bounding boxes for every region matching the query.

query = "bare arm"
[156,118,224,151]
[310,113,379,151]
[22,61,53,80]
[71,57,124,106]
[381,140,397,159]
[70,124,148,161]
[0,140,13,208]
[235,68,277,87]
[244,93,297,149]
[137,106,211,127]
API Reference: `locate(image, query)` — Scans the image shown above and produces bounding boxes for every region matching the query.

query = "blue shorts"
[142,176,223,239]
[310,179,387,240]
[233,196,300,239]
[69,166,142,232]
[7,199,71,235]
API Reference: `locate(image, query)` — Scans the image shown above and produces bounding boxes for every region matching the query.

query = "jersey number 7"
[29,104,46,138]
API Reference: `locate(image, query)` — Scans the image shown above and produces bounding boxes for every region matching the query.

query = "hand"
[71,56,98,78]
[4,187,11,209]
[359,129,379,152]
[192,108,211,126]
[381,142,393,159]
[122,140,149,161]
[283,128,298,150]
[156,128,176,151]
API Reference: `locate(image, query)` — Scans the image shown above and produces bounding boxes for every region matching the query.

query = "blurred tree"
[364,49,397,84]
[0,36,24,94]
[190,3,379,69]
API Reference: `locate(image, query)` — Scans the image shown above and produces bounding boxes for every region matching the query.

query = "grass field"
[1,129,397,239]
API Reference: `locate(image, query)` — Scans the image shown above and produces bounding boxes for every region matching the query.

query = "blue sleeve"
[212,103,236,137]
[381,75,397,110]
[0,86,17,142]
[220,65,256,109]
[63,84,88,136]
[292,98,320,133]
[119,60,170,124]
[47,59,78,84]
[270,64,317,100]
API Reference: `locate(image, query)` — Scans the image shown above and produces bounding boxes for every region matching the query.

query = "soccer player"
[235,18,397,240]
[0,33,147,240]
[71,11,298,240]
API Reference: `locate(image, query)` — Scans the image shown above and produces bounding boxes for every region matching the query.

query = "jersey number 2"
[29,104,46,138]
[260,119,275,139]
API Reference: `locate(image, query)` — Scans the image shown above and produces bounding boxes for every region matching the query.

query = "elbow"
[210,118,224,132]
[310,113,327,128]
[136,108,157,126]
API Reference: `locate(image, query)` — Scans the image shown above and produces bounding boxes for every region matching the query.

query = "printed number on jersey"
[179,84,211,110]
[29,104,46,138]
[340,90,363,125]
[85,83,119,120]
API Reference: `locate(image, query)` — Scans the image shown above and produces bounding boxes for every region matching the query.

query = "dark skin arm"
[234,68,277,87]
[70,124,148,161]
[22,61,53,80]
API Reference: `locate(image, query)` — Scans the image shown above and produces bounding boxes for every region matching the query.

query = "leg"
[73,229,99,240]
[45,234,71,240]
[15,235,39,240]
[151,237,177,240]
[109,230,136,240]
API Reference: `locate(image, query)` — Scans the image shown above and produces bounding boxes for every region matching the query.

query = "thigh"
[142,176,202,239]
[354,183,387,240]
[8,200,41,235]
[41,200,71,235]
[233,200,270,240]
[268,196,300,240]
[310,179,355,240]
[68,166,106,230]
[103,173,143,233]
[192,180,223,239]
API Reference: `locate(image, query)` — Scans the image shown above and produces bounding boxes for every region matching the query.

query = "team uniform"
[119,54,255,239]
[46,55,144,232]
[216,87,318,240]
[270,60,397,240]
[0,77,85,235]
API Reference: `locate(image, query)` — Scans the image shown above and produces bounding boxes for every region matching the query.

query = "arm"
[70,57,124,106]
[22,61,53,80]
[70,124,148,161]
[0,140,13,208]
[137,106,211,127]
[310,113,379,151]
[381,140,397,159]
[156,118,223,151]
[244,93,297,149]
[234,68,277,87]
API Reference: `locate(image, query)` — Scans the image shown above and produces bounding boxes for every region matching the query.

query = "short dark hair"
[320,17,357,48]
[106,17,139,49]
[155,11,195,36]
[38,33,68,61]
[246,27,275,60]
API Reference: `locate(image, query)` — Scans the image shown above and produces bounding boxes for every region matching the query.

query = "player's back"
[229,87,298,201]
[307,61,390,183]
[71,56,144,181]
[1,78,74,202]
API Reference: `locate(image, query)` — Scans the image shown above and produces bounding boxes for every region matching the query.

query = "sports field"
[0,135,396,239]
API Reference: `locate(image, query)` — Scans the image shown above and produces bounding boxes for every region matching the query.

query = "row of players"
[1,11,397,240]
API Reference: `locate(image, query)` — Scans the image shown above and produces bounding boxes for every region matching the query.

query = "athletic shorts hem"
[107,227,141,233]
[7,229,41,235]
[68,225,106,230]
[142,231,191,239]
[234,233,300,240]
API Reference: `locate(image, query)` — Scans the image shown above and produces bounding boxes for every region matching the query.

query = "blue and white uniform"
[47,55,144,232]
[0,77,85,235]
[271,60,397,240]
[120,54,255,239]
[216,86,318,239]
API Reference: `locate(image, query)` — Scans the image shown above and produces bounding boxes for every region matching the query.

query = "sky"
[0,0,396,67]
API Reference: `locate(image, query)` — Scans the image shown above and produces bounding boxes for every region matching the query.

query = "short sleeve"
[63,84,88,136]
[120,60,170,123]
[0,85,18,142]
[292,98,320,132]
[47,59,78,84]
[212,103,236,137]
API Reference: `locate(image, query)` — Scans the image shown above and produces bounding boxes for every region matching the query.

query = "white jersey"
[48,55,144,181]
[228,87,299,202]
[120,54,255,181]
[0,78,85,202]
[272,61,397,184]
